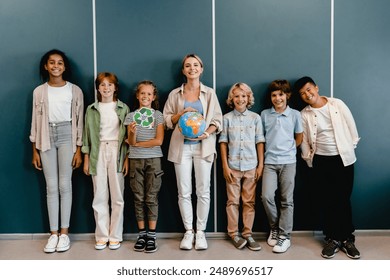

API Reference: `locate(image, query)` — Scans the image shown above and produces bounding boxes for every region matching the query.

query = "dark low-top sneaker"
[232,235,247,249]
[321,239,340,259]
[145,237,158,253]
[134,234,147,252]
[341,240,360,259]
[246,236,261,251]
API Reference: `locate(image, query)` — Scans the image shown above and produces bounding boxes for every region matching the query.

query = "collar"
[91,99,124,110]
[271,105,291,116]
[304,96,332,112]
[233,108,248,116]
[177,83,207,95]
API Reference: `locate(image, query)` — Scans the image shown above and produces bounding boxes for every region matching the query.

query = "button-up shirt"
[82,100,129,175]
[219,109,265,171]
[300,97,360,167]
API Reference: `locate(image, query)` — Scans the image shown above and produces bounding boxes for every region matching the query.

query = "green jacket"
[82,100,129,176]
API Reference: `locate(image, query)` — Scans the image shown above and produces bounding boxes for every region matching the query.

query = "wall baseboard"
[0,229,388,241]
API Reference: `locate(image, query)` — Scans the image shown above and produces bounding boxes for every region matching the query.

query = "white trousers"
[92,141,124,242]
[174,143,213,231]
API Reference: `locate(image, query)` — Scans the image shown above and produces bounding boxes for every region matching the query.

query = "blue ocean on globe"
[178,111,206,138]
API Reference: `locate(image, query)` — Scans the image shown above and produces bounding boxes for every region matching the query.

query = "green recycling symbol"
[133,107,155,128]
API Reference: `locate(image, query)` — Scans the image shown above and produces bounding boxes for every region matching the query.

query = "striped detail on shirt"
[124,110,163,159]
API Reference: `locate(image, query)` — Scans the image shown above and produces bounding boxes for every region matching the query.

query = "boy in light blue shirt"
[219,83,265,251]
[260,80,303,253]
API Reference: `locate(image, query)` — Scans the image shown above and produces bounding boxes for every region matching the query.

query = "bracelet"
[203,131,210,138]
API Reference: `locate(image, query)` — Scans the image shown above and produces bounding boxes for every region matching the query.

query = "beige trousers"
[92,141,124,242]
[226,168,257,238]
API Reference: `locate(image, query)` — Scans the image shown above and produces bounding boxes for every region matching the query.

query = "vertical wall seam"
[91,0,219,232]
[330,0,334,97]
[212,0,218,232]
[92,0,97,100]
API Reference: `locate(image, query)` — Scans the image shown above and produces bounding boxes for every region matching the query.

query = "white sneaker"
[272,236,291,253]
[180,231,194,250]
[267,229,278,247]
[44,234,58,253]
[195,231,208,250]
[95,240,107,250]
[109,241,121,250]
[56,234,70,252]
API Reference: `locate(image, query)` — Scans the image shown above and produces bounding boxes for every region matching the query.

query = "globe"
[178,111,206,138]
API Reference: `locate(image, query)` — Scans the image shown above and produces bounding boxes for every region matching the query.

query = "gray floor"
[0,230,389,260]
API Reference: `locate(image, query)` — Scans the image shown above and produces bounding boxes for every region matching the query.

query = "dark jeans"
[313,154,355,242]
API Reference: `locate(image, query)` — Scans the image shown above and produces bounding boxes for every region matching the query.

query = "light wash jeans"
[174,143,213,231]
[261,163,296,238]
[40,122,73,232]
[92,141,124,242]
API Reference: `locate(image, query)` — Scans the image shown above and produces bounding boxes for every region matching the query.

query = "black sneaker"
[341,240,360,259]
[321,239,340,259]
[134,234,147,252]
[145,237,158,253]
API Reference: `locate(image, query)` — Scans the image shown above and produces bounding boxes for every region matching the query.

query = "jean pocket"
[154,170,164,178]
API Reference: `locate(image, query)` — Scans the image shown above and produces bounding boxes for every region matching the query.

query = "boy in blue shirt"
[219,83,265,250]
[260,80,303,253]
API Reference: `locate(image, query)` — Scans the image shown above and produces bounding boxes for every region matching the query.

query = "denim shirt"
[219,109,265,171]
[82,99,129,175]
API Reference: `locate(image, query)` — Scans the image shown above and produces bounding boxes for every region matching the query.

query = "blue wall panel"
[94,0,214,233]
[215,0,331,232]
[0,0,388,234]
[334,0,390,229]
[0,0,94,233]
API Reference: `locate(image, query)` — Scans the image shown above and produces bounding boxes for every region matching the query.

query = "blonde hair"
[226,82,255,109]
[181,53,204,69]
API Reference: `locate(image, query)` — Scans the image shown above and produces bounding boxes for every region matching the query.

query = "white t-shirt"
[48,82,72,122]
[311,103,339,156]
[98,101,119,141]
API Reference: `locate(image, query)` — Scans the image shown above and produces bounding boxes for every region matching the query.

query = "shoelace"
[197,234,205,240]
[49,235,57,242]
[271,230,278,239]
[344,242,355,250]
[276,238,286,246]
[58,235,67,243]
[184,234,193,240]
[325,240,339,251]
[247,236,255,243]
